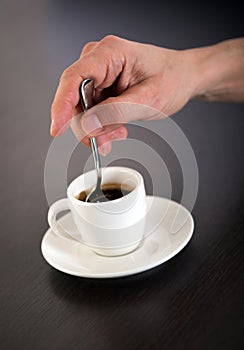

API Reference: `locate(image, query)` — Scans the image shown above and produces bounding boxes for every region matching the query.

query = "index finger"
[50,36,127,136]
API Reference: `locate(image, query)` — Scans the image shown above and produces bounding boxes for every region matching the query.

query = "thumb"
[81,96,165,137]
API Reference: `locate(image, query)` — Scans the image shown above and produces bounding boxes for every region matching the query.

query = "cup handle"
[48,199,78,241]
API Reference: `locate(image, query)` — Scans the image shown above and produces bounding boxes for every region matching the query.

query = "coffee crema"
[76,182,133,203]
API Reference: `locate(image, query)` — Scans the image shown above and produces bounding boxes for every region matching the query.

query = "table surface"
[0,1,243,349]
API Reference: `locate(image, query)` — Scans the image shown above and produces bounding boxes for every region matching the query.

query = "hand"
[50,35,244,155]
[50,35,196,155]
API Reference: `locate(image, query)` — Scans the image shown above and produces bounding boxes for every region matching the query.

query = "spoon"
[80,78,105,203]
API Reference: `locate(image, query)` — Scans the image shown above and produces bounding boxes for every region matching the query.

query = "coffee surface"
[76,183,132,202]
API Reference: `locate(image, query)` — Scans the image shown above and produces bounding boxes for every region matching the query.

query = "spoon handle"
[90,137,102,185]
[80,79,102,183]
[80,78,94,110]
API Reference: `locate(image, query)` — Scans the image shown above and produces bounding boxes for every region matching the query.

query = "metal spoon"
[80,78,105,203]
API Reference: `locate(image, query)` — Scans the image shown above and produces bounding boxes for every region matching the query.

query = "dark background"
[0,1,243,349]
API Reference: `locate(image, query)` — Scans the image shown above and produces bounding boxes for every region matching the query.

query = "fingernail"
[50,120,57,136]
[50,119,69,136]
[82,113,103,136]
[99,142,111,157]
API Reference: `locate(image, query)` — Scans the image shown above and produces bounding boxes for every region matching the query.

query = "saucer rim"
[41,196,194,278]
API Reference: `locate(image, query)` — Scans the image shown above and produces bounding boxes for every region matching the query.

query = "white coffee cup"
[48,167,147,256]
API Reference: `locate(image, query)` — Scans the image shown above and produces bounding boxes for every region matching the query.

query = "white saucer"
[41,196,194,278]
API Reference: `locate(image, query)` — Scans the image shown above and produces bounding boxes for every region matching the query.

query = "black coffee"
[76,183,132,203]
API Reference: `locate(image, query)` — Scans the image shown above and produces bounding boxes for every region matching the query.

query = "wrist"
[184,38,244,102]
[183,44,218,100]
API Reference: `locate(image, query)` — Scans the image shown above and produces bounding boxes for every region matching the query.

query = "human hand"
[50,35,197,155]
[51,35,244,155]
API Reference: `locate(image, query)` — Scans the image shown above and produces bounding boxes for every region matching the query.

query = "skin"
[50,35,244,155]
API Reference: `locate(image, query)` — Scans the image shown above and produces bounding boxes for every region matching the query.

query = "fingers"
[80,41,98,56]
[97,126,128,156]
[50,36,129,137]
[79,82,165,138]
[50,64,82,136]
[109,125,128,141]
[69,80,164,157]
[71,117,128,156]
[50,34,167,157]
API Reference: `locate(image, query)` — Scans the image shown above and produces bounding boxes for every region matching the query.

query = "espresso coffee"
[76,183,133,203]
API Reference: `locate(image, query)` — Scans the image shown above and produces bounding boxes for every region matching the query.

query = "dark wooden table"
[0,1,243,349]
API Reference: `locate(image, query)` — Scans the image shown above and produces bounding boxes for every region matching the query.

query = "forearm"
[186,37,244,102]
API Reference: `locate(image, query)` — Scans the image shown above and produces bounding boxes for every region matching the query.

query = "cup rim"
[67,166,143,206]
